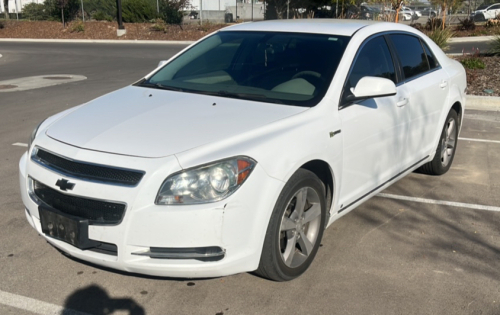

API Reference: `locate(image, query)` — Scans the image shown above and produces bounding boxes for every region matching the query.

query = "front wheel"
[417,109,459,175]
[256,169,326,281]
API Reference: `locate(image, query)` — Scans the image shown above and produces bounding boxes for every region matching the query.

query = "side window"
[422,41,439,70]
[345,36,396,91]
[390,34,430,80]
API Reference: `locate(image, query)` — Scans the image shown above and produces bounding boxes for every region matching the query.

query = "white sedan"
[19,20,466,281]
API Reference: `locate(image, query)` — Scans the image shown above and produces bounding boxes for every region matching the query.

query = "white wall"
[6,0,45,13]
[191,0,263,12]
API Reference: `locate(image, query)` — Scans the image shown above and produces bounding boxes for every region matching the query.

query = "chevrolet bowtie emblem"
[55,179,75,191]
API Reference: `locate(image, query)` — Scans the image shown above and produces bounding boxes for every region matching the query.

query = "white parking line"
[12,143,28,147]
[0,289,90,315]
[378,193,500,212]
[459,137,500,144]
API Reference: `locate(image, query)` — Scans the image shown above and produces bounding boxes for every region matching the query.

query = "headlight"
[156,156,256,205]
[28,119,46,151]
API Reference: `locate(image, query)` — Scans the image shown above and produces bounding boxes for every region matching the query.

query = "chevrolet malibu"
[19,20,466,281]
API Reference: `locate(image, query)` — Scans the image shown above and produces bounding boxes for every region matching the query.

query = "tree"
[432,0,464,29]
[3,0,9,19]
[159,0,191,25]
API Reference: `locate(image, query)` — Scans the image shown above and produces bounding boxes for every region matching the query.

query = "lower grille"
[33,180,126,224]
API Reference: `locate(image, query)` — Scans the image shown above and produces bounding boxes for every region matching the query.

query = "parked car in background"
[421,7,438,17]
[471,3,500,21]
[360,5,381,20]
[20,20,466,281]
[383,9,412,21]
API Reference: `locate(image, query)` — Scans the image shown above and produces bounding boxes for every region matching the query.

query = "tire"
[256,169,326,281]
[417,109,459,175]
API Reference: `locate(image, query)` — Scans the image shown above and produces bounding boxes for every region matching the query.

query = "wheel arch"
[299,160,335,214]
[451,101,463,129]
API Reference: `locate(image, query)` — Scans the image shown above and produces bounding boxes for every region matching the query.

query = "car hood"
[46,86,308,158]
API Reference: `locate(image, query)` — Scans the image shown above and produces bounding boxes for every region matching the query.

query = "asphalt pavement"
[1,42,500,315]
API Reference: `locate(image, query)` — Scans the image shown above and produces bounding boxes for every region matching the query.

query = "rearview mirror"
[350,76,396,99]
[158,60,168,68]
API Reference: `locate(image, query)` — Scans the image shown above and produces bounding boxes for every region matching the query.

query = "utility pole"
[116,0,126,36]
[251,0,253,20]
[81,0,84,22]
[200,0,203,25]
[287,0,289,19]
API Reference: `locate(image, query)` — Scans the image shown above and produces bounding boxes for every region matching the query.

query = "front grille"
[33,148,144,186]
[33,180,126,224]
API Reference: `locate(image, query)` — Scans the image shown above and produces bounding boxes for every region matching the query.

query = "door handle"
[397,98,408,107]
[440,81,448,88]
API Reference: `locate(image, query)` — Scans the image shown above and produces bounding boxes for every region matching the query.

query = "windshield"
[140,31,350,107]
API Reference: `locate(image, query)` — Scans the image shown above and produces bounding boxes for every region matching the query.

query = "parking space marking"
[459,137,500,144]
[12,143,28,147]
[0,290,90,315]
[378,193,500,212]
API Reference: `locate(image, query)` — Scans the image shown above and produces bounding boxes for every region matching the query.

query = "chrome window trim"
[31,146,145,188]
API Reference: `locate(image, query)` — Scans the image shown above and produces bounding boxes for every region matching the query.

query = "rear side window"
[346,36,396,90]
[422,41,439,69]
[390,34,430,80]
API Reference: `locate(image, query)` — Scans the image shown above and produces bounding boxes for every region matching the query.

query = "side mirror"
[350,76,396,100]
[158,60,168,68]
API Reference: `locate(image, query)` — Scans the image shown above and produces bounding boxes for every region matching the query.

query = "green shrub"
[160,3,182,24]
[69,21,84,32]
[121,0,157,23]
[426,18,443,31]
[150,18,166,31]
[22,3,50,20]
[92,10,113,21]
[489,36,500,55]
[44,0,81,23]
[460,57,485,69]
[456,18,475,31]
[83,0,116,19]
[428,28,453,51]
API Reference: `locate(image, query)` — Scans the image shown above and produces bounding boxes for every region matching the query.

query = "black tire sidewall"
[432,110,459,174]
[265,170,326,281]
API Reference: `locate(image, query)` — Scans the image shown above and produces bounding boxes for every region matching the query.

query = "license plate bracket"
[39,206,99,249]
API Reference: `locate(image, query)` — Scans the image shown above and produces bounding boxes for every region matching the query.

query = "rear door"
[338,35,409,210]
[388,34,450,168]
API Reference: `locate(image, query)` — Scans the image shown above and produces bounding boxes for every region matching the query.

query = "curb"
[0,38,195,45]
[0,36,495,45]
[466,95,500,111]
[449,36,496,43]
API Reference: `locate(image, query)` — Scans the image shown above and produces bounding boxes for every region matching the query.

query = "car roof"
[221,19,384,37]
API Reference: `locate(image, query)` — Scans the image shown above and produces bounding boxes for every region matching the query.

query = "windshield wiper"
[206,90,283,104]
[137,81,185,92]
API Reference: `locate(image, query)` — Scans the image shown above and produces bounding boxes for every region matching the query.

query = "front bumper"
[19,139,284,278]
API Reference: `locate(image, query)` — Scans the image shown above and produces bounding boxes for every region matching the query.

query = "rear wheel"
[256,169,326,281]
[417,109,458,175]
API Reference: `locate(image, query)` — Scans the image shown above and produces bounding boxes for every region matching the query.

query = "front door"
[338,35,409,210]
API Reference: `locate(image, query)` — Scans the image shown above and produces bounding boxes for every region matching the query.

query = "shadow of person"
[63,285,145,315]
